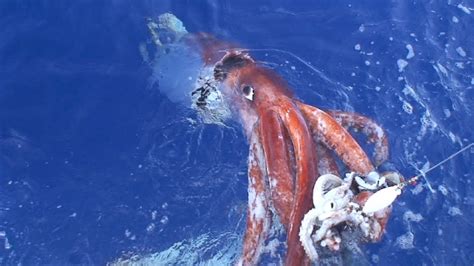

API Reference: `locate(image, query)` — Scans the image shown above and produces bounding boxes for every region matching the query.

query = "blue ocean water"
[1,1,473,265]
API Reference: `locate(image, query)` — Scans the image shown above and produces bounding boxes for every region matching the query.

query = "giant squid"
[151,14,395,265]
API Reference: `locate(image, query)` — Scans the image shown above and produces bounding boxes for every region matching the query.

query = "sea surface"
[1,1,473,265]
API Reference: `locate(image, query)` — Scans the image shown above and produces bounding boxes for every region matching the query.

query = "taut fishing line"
[217,47,473,213]
[219,48,353,91]
[364,142,473,213]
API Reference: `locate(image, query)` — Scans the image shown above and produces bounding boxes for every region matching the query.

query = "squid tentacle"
[327,110,389,167]
[273,99,317,266]
[296,102,374,175]
[239,126,272,266]
[299,208,321,261]
[259,110,295,229]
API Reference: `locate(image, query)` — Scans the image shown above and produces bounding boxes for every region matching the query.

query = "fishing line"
[217,47,472,214]
[218,48,352,91]
[409,161,436,193]
[406,143,474,193]
[410,142,474,182]
[219,48,472,182]
[364,142,473,213]
[397,142,474,196]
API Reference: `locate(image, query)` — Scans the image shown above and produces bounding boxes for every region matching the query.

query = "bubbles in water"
[0,231,12,250]
[397,59,409,72]
[160,215,169,225]
[411,183,424,195]
[457,4,471,14]
[443,109,451,118]
[448,207,463,216]
[403,211,423,223]
[402,101,413,114]
[438,185,448,196]
[455,47,467,57]
[396,232,415,249]
[146,223,156,232]
[406,44,415,59]
[109,232,240,265]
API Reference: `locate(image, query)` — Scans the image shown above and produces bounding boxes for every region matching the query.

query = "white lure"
[362,186,402,214]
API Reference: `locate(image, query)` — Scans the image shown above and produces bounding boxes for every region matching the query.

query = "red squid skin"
[188,34,390,265]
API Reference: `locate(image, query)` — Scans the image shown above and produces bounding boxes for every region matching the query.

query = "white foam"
[448,206,463,216]
[139,42,150,62]
[411,183,424,195]
[434,62,448,77]
[263,239,281,257]
[0,231,12,250]
[420,161,430,173]
[443,109,451,118]
[354,44,361,51]
[359,24,365,32]
[452,16,459,23]
[146,223,156,232]
[448,131,456,143]
[402,101,413,114]
[160,216,169,225]
[396,232,415,249]
[438,185,448,196]
[397,59,409,72]
[406,44,415,59]
[372,254,379,264]
[403,211,423,223]
[417,110,438,141]
[109,232,239,265]
[457,4,471,14]
[456,47,467,57]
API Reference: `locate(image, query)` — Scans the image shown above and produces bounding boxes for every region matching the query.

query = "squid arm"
[327,110,389,167]
[296,102,375,175]
[259,110,296,229]
[273,99,317,266]
[239,127,272,266]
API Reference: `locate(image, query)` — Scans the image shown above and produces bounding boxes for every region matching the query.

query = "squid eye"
[242,85,254,101]
[324,201,336,212]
